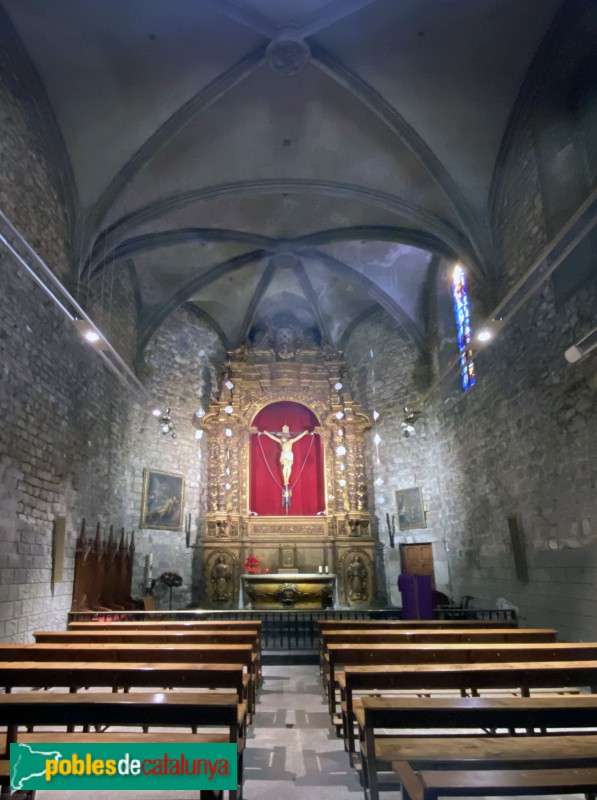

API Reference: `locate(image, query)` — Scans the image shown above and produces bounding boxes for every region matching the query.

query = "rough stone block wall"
[127,307,225,610]
[344,311,451,605]
[0,59,136,642]
[85,262,139,369]
[436,278,597,640]
[0,249,137,641]
[0,65,69,278]
[441,22,597,638]
[492,117,548,288]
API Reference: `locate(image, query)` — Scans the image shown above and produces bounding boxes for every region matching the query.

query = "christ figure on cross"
[260,425,313,486]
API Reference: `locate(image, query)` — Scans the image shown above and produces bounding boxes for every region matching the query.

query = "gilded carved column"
[207,431,219,514]
[216,428,228,512]
[344,419,358,514]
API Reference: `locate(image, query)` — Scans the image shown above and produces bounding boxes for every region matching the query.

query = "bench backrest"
[328,642,597,667]
[68,621,261,632]
[0,643,254,668]
[317,619,517,630]
[344,660,597,692]
[0,661,246,693]
[0,692,240,743]
[35,630,258,645]
[361,694,597,731]
[323,629,555,645]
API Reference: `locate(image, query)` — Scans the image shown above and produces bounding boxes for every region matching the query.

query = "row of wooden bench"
[1,620,264,799]
[316,619,597,800]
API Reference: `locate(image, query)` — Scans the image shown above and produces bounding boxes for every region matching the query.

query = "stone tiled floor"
[242,665,362,799]
[32,664,585,800]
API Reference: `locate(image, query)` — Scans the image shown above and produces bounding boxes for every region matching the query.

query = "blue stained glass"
[452,266,475,391]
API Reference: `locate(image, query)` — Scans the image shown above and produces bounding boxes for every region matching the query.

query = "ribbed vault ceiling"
[2,0,562,354]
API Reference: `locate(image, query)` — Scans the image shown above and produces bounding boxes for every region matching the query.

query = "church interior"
[0,0,596,798]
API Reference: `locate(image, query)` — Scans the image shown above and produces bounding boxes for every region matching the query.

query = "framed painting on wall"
[395,486,426,531]
[141,468,185,530]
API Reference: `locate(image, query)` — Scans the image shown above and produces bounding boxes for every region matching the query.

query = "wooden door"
[400,543,435,587]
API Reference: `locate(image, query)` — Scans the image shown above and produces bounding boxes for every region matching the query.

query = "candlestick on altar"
[143,553,153,590]
[387,513,396,549]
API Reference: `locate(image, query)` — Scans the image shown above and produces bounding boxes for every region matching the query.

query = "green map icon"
[11,743,62,790]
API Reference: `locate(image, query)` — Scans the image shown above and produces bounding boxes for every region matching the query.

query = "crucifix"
[258,424,314,512]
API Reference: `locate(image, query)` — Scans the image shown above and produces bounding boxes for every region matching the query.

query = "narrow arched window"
[452,265,475,391]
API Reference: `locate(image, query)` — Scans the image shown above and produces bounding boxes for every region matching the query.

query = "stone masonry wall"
[436,278,597,640]
[492,118,548,289]
[344,311,451,605]
[0,57,138,642]
[0,57,69,277]
[85,263,139,370]
[128,308,225,610]
[439,10,597,639]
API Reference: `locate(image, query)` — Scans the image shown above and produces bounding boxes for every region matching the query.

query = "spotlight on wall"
[477,328,493,343]
[73,318,108,350]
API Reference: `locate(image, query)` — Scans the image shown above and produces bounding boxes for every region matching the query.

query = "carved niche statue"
[211,554,232,603]
[346,554,368,603]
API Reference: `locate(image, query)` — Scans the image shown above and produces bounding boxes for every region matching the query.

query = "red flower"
[243,556,262,575]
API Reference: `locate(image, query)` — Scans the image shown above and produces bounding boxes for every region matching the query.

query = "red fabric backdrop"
[250,401,324,516]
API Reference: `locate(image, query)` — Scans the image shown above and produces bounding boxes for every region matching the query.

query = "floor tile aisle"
[243,664,362,799]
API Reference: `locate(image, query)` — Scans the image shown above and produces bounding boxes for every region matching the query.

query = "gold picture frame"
[140,468,185,530]
[395,486,426,531]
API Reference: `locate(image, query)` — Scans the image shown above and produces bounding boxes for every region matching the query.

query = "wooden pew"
[0,643,257,715]
[35,629,261,676]
[317,619,517,630]
[0,691,245,800]
[322,628,556,645]
[394,759,597,800]
[320,628,555,671]
[0,661,247,705]
[324,641,597,715]
[340,660,597,754]
[319,628,556,680]
[65,621,263,685]
[35,629,259,646]
[68,620,261,631]
[356,694,597,800]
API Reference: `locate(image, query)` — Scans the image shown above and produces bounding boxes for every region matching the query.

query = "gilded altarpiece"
[195,330,378,608]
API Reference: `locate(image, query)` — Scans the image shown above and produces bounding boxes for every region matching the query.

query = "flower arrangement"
[243,555,262,575]
[160,571,183,588]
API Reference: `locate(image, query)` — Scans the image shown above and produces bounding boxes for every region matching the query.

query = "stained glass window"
[452,265,475,391]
